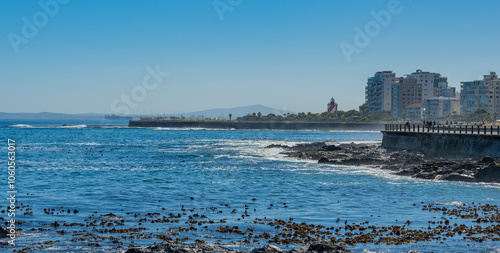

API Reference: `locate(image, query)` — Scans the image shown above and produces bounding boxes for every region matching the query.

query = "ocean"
[0,119,499,252]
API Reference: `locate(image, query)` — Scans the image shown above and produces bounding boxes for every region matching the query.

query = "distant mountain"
[182,104,295,119]
[0,105,293,120]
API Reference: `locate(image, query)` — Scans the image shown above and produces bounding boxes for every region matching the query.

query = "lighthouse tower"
[327,97,338,113]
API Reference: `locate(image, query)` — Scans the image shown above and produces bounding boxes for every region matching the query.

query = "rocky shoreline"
[268,141,500,183]
[125,242,352,253]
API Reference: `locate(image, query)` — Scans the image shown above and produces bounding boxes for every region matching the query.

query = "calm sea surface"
[0,119,499,252]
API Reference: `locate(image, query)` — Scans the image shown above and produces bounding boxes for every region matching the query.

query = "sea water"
[0,119,499,252]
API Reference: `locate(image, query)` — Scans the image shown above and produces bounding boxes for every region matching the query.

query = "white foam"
[435,201,464,206]
[11,124,33,128]
[151,127,229,131]
[60,124,87,128]
[338,140,382,145]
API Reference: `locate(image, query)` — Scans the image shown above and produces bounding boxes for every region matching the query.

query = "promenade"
[385,123,500,135]
[382,123,500,158]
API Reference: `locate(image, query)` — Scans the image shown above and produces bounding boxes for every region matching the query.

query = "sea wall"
[382,131,500,158]
[129,120,385,131]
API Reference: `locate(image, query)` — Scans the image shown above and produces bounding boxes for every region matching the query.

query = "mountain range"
[0,105,294,120]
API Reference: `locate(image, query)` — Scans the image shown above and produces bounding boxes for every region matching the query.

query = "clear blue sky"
[1,0,499,114]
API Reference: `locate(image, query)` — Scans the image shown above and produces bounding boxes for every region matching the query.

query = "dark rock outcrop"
[125,241,246,253]
[305,244,351,253]
[266,144,291,149]
[251,244,284,253]
[319,145,342,152]
[271,141,500,183]
[0,226,9,238]
[474,164,500,182]
[478,156,496,164]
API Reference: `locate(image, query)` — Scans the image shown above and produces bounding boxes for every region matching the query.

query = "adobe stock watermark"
[213,0,243,21]
[339,0,404,63]
[7,139,17,246]
[7,0,70,54]
[111,65,169,116]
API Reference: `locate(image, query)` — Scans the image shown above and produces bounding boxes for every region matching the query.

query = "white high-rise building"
[406,69,450,100]
[365,71,396,117]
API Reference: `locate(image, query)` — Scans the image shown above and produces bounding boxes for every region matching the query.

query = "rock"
[266,144,291,149]
[318,157,330,163]
[126,242,353,253]
[0,226,8,238]
[478,156,495,164]
[474,164,500,183]
[251,245,284,253]
[293,142,327,152]
[381,165,401,171]
[282,139,500,183]
[289,246,309,253]
[125,242,245,253]
[437,173,474,182]
[306,244,352,253]
[125,248,150,253]
[319,145,342,152]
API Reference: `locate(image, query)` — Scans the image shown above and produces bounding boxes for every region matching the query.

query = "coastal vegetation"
[235,106,498,124]
[236,109,368,122]
[143,106,497,125]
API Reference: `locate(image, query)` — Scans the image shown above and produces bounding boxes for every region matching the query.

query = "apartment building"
[365,71,395,117]
[460,72,500,115]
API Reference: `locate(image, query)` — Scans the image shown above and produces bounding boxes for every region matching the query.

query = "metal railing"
[385,124,500,135]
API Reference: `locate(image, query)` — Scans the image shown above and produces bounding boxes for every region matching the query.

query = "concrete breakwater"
[382,124,500,158]
[128,120,385,131]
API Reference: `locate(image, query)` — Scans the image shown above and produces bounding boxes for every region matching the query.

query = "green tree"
[266,113,276,120]
[346,109,361,118]
[336,110,346,121]
[359,105,368,116]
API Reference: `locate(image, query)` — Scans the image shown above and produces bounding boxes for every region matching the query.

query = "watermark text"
[7,139,17,246]
[111,65,169,116]
[7,0,70,54]
[213,0,243,21]
[339,0,404,63]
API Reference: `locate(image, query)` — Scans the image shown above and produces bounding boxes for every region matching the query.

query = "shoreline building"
[364,71,395,118]
[460,72,500,116]
[406,69,440,101]
[366,69,458,120]
[391,70,456,119]
[392,77,423,118]
[404,103,423,121]
[406,69,454,100]
[423,97,460,118]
